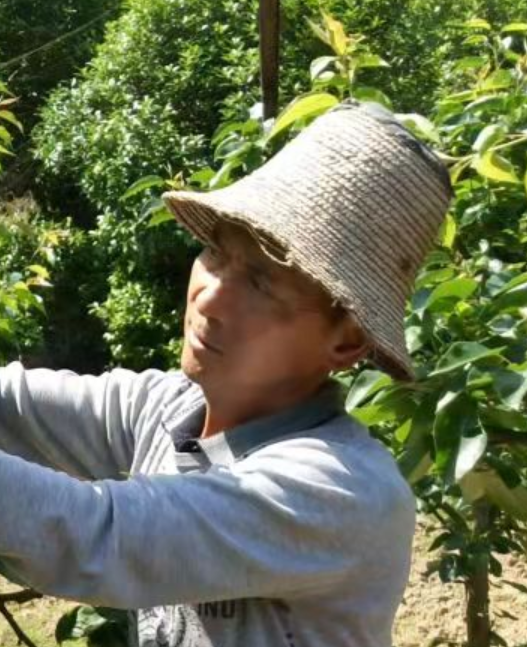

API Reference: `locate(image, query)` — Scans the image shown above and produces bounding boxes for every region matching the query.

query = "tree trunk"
[258,0,280,120]
[466,500,491,647]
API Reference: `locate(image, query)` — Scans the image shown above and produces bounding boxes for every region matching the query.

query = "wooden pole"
[259,0,280,120]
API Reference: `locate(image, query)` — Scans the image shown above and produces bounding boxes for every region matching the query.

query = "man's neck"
[199,379,327,439]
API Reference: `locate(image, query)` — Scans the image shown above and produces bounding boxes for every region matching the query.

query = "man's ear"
[327,316,370,372]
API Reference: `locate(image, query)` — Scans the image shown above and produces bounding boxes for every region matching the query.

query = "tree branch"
[0,597,41,647]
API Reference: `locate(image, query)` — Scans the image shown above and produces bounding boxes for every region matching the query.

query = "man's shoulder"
[239,414,414,521]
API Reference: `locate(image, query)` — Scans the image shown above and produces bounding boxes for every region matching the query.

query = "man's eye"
[203,245,222,262]
[249,273,272,295]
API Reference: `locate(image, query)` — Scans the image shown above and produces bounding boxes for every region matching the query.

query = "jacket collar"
[163,377,346,466]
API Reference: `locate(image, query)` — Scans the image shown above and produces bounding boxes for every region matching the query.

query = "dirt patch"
[394,516,527,647]
[0,515,526,647]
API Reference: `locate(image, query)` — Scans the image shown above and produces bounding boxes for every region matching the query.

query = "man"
[0,100,451,647]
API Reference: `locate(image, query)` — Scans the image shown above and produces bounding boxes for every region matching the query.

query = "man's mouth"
[189,328,223,354]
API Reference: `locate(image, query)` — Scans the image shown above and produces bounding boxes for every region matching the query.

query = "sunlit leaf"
[268,93,338,140]
[310,56,336,80]
[121,175,165,201]
[481,69,515,91]
[430,342,504,376]
[396,113,440,144]
[479,404,527,432]
[352,86,392,109]
[345,370,391,411]
[472,151,520,184]
[323,13,348,56]
[461,470,527,520]
[355,54,389,69]
[490,284,527,313]
[455,431,487,480]
[426,278,478,310]
[491,367,527,410]
[147,209,175,228]
[0,110,23,132]
[434,392,478,479]
[415,267,456,289]
[27,264,50,279]
[501,22,527,33]
[454,56,487,72]
[307,18,331,47]
[472,124,507,153]
[464,18,491,30]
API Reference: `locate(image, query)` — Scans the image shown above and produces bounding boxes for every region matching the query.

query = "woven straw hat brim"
[163,103,451,381]
[163,186,414,381]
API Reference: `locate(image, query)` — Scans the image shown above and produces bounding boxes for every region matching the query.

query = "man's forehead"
[211,220,336,303]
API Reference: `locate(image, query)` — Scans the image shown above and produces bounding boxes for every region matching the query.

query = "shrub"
[0,0,120,124]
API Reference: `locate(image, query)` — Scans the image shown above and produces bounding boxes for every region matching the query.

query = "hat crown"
[164,100,452,379]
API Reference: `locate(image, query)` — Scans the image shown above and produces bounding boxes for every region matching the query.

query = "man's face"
[181,221,347,400]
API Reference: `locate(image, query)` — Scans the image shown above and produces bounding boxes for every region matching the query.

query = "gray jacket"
[0,362,415,647]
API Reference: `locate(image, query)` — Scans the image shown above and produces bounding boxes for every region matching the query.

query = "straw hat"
[163,99,452,380]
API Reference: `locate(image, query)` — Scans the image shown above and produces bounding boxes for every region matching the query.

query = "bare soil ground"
[0,515,526,647]
[394,516,527,647]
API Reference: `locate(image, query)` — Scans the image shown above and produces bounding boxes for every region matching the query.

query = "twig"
[0,598,41,647]
[0,589,43,604]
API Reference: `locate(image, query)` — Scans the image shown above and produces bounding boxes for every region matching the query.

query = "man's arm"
[0,362,175,479]
[0,436,414,608]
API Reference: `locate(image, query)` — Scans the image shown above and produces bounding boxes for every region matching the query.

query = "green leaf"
[355,54,389,69]
[345,370,391,411]
[415,267,455,290]
[455,430,487,480]
[491,367,527,410]
[0,110,23,132]
[472,151,520,184]
[0,126,12,146]
[211,121,245,145]
[438,213,457,248]
[27,264,50,279]
[188,168,216,188]
[397,395,436,483]
[121,175,165,201]
[430,342,504,377]
[147,209,174,228]
[310,56,336,80]
[396,113,440,144]
[461,470,527,520]
[269,93,338,140]
[434,393,478,480]
[307,18,331,47]
[323,13,348,56]
[490,284,527,314]
[493,272,527,296]
[350,403,397,426]
[472,124,507,154]
[464,18,491,30]
[501,22,527,33]
[0,144,14,157]
[55,606,107,642]
[454,56,487,72]
[481,69,515,91]
[208,158,242,189]
[352,86,392,109]
[426,278,478,311]
[479,404,527,432]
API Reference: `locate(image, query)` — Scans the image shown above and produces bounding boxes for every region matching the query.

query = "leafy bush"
[0,0,120,123]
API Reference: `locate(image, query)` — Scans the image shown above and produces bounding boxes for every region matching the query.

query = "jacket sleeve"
[0,361,174,479]
[0,436,415,609]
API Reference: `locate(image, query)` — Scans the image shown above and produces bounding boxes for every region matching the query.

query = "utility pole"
[259,0,280,120]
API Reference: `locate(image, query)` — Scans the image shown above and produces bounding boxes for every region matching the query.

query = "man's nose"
[194,270,238,320]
